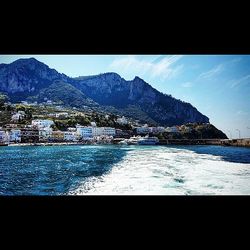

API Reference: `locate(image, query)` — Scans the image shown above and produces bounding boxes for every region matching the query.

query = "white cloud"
[198,57,242,81]
[236,110,249,116]
[230,74,250,88]
[109,55,183,79]
[199,64,224,79]
[229,57,242,64]
[181,82,193,88]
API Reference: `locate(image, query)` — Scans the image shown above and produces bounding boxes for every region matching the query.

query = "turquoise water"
[0,145,250,195]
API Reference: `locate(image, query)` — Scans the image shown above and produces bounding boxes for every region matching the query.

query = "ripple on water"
[1,145,250,195]
[69,146,250,195]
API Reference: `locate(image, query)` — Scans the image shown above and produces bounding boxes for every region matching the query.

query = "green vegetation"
[28,81,98,108]
[120,105,157,126]
[0,93,9,108]
[159,123,227,140]
[0,94,227,140]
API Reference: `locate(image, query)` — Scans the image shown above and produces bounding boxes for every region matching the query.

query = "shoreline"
[7,142,105,147]
[3,140,250,148]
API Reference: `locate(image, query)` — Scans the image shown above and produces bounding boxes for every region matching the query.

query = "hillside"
[0,58,209,126]
[27,80,98,108]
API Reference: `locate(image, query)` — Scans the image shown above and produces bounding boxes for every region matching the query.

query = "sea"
[0,144,250,195]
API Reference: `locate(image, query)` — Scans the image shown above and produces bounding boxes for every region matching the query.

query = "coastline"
[3,138,250,148]
[8,142,93,147]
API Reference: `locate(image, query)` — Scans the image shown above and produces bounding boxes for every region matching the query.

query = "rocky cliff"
[0,58,69,101]
[72,73,209,126]
[0,58,209,126]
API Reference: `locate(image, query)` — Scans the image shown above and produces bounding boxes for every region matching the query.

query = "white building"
[180,125,192,133]
[11,111,25,122]
[64,131,77,141]
[90,121,97,127]
[39,127,53,140]
[148,126,165,134]
[117,116,128,125]
[136,125,150,134]
[76,125,116,138]
[8,129,21,142]
[92,127,104,137]
[157,127,165,133]
[165,126,179,133]
[0,130,8,143]
[76,126,93,138]
[103,127,116,136]
[55,112,69,118]
[68,127,77,132]
[32,119,54,129]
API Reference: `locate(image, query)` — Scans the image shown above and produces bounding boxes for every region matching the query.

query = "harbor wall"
[159,138,250,147]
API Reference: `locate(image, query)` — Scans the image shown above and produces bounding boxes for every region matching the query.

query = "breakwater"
[159,138,250,147]
[2,138,250,148]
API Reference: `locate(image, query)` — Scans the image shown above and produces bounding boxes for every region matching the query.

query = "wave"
[68,146,250,195]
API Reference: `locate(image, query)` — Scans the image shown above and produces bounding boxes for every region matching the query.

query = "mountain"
[72,73,209,126]
[0,58,209,126]
[0,58,69,101]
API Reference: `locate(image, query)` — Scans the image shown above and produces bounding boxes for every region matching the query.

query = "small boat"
[127,136,141,145]
[137,135,159,145]
[118,139,128,145]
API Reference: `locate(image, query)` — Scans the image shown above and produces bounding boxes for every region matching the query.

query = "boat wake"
[68,146,250,195]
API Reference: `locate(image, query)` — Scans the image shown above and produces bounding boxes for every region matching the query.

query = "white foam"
[68,146,250,195]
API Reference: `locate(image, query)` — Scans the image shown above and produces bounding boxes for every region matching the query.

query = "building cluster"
[134,124,193,134]
[76,124,116,140]
[47,112,69,118]
[0,119,116,144]
[0,110,199,145]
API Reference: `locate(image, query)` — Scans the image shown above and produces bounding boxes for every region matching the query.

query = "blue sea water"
[0,145,250,195]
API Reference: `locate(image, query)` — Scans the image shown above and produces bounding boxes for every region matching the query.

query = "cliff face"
[0,58,209,126]
[0,58,68,100]
[73,73,209,126]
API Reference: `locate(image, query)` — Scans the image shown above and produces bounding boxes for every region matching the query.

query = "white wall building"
[165,126,179,133]
[148,126,166,134]
[32,119,54,129]
[8,129,21,142]
[157,127,165,133]
[64,132,77,141]
[68,127,77,132]
[103,127,116,136]
[39,127,53,140]
[90,121,97,127]
[92,127,104,137]
[76,126,93,138]
[0,130,8,143]
[76,125,116,138]
[136,126,150,134]
[55,112,69,118]
[117,116,128,125]
[11,111,25,122]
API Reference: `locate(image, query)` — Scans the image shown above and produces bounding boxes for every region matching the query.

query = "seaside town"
[0,99,219,146]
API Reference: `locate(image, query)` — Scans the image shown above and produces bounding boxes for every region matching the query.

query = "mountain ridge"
[0,58,209,126]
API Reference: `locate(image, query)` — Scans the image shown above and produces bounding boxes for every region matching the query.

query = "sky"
[1,55,250,139]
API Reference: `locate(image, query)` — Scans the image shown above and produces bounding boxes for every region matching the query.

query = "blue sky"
[1,55,250,139]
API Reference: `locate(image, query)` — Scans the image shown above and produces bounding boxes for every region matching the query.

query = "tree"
[0,93,8,107]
